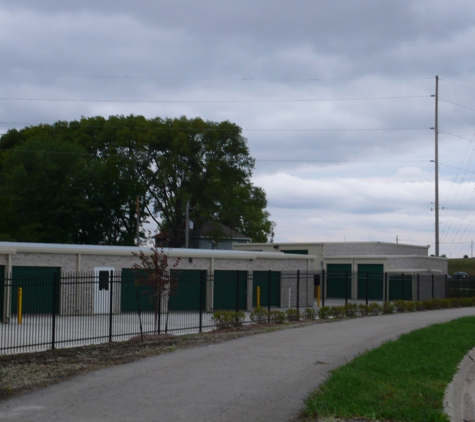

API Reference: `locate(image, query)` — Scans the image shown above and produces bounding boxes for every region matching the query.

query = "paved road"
[1,308,474,422]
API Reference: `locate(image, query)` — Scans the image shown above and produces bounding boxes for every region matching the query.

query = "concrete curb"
[445,347,475,422]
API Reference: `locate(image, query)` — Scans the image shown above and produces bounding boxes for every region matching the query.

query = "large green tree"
[0,115,273,246]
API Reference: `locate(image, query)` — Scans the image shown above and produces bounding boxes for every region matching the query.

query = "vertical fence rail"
[109,271,113,343]
[296,270,300,311]
[52,271,58,350]
[267,270,271,324]
[321,269,325,307]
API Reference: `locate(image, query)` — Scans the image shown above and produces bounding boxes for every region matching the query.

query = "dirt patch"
[0,320,327,402]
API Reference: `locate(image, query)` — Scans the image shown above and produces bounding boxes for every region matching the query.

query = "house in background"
[155,221,251,250]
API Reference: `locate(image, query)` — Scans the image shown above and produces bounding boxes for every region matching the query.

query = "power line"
[0,147,430,163]
[0,71,433,82]
[0,95,430,103]
[440,98,475,113]
[0,121,429,132]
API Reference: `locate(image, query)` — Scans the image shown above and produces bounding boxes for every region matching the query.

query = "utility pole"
[434,75,440,257]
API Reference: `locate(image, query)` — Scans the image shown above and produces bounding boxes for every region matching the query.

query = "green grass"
[448,258,475,275]
[302,316,475,422]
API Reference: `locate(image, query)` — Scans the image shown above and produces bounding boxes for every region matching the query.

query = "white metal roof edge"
[233,241,429,250]
[0,242,315,260]
[323,255,446,260]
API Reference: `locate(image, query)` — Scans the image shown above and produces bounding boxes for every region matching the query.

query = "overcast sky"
[2,0,475,257]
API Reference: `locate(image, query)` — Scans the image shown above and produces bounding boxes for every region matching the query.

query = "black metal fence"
[319,270,473,306]
[0,270,315,355]
[1,269,471,355]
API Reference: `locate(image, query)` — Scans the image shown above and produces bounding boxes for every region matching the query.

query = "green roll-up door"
[169,270,205,311]
[121,269,205,312]
[252,271,281,307]
[357,264,384,300]
[121,268,155,312]
[326,264,351,298]
[389,274,413,300]
[0,266,4,321]
[11,266,60,314]
[213,270,247,310]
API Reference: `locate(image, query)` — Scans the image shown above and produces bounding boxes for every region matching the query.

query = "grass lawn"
[302,316,475,422]
[448,258,475,275]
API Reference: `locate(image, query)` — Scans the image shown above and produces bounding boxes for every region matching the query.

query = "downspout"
[207,258,214,312]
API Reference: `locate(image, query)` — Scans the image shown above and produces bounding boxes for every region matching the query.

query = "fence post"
[109,271,113,343]
[296,270,300,310]
[417,273,420,301]
[365,272,369,306]
[344,271,348,306]
[52,271,59,350]
[322,269,325,307]
[199,271,205,333]
[267,270,271,323]
[445,274,448,299]
[235,271,240,313]
[384,272,388,302]
[431,273,435,299]
[401,273,404,300]
[158,288,161,335]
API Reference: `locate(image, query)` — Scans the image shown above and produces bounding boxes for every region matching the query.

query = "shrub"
[369,302,382,315]
[460,297,475,307]
[331,305,345,319]
[269,310,286,324]
[250,307,268,323]
[212,311,246,329]
[382,302,394,314]
[358,304,370,316]
[414,301,425,311]
[344,303,358,317]
[439,299,451,309]
[422,300,434,310]
[318,306,331,319]
[285,308,301,321]
[450,298,462,308]
[303,308,317,320]
[394,300,406,313]
[404,301,415,312]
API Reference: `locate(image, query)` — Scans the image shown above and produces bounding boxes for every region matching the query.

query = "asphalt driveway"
[0,308,474,422]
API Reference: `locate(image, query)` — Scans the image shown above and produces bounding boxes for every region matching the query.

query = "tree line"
[0,115,273,246]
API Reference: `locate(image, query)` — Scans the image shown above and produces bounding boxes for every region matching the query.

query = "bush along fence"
[0,269,472,355]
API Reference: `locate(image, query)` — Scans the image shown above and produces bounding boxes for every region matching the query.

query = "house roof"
[155,221,251,241]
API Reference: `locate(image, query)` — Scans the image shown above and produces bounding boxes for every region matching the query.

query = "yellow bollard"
[257,286,261,308]
[317,285,321,308]
[18,287,23,325]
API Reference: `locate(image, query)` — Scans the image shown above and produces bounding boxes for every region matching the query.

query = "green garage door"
[121,269,155,313]
[213,270,247,310]
[169,270,206,311]
[11,266,60,314]
[0,266,4,321]
[121,269,206,312]
[357,264,384,300]
[389,274,413,300]
[252,271,281,307]
[326,264,351,299]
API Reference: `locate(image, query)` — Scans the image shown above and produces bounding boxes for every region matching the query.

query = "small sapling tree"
[132,246,180,338]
